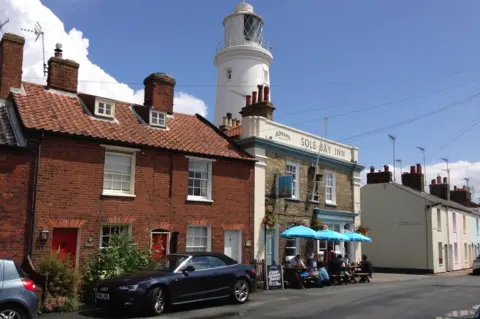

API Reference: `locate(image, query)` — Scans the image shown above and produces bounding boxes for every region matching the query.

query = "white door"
[224,230,241,262]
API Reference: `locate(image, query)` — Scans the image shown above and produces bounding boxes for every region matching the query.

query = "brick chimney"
[240,85,275,120]
[401,163,425,192]
[0,33,25,99]
[143,73,176,114]
[366,165,392,184]
[450,185,472,205]
[46,43,79,93]
[429,175,449,200]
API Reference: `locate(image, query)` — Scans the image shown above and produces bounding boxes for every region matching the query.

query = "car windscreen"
[143,255,189,272]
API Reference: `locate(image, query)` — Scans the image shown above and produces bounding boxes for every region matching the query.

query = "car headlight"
[118,285,138,292]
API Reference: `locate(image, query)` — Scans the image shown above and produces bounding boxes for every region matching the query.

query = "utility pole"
[441,158,450,200]
[388,134,396,182]
[395,159,403,175]
[416,146,426,187]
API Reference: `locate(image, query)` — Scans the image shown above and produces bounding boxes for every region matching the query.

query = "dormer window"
[95,98,115,119]
[150,110,166,128]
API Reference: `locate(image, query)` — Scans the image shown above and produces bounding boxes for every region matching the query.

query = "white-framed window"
[286,162,300,199]
[187,156,214,201]
[102,145,138,197]
[186,226,211,252]
[316,240,327,254]
[465,243,468,261]
[463,215,467,234]
[284,223,300,259]
[325,170,337,205]
[437,209,441,231]
[95,98,115,119]
[100,224,130,248]
[454,243,458,263]
[226,68,232,80]
[150,110,166,128]
[438,242,443,265]
[453,213,457,233]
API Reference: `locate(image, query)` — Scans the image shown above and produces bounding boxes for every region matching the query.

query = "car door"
[207,256,236,296]
[172,256,216,303]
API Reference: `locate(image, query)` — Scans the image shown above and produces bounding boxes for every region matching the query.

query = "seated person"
[306,254,319,278]
[317,261,331,286]
[343,254,351,266]
[327,255,349,283]
[289,254,306,269]
[359,254,373,279]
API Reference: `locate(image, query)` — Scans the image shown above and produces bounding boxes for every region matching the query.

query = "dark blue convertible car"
[95,252,257,316]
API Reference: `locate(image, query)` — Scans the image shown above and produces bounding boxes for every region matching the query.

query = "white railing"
[216,38,272,53]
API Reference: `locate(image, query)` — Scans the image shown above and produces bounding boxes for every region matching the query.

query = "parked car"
[0,259,39,319]
[473,255,480,275]
[95,252,256,316]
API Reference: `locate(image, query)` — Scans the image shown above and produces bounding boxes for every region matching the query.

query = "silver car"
[0,259,39,319]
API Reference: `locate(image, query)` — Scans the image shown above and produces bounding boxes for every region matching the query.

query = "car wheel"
[0,305,27,319]
[232,279,249,304]
[146,287,166,316]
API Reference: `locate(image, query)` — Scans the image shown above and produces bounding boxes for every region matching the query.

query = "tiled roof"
[12,82,254,161]
[224,125,241,138]
[393,183,476,213]
[0,100,17,146]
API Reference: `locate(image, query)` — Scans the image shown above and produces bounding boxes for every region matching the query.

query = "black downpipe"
[28,132,43,256]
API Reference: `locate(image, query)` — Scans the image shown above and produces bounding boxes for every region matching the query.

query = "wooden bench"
[330,274,350,285]
[353,273,371,283]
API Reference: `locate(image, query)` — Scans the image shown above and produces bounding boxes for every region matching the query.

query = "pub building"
[220,85,364,265]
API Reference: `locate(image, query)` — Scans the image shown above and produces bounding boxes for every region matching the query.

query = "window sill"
[102,191,136,198]
[285,198,301,202]
[308,200,320,204]
[325,202,337,207]
[187,196,213,203]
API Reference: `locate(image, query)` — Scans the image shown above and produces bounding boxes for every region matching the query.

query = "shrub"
[37,251,82,312]
[82,232,154,287]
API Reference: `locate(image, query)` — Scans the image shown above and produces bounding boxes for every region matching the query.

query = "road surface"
[45,273,480,319]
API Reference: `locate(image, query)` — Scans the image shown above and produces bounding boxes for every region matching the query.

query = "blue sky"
[9,0,480,178]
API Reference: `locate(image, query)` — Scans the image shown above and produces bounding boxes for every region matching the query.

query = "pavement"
[41,272,480,319]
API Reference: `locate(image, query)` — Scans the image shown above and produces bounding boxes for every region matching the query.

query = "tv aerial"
[231,90,246,97]
[0,19,9,37]
[22,22,47,77]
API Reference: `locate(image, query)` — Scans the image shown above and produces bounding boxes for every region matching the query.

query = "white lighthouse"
[213,1,273,127]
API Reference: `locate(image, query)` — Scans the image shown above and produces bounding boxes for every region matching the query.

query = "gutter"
[28,132,43,256]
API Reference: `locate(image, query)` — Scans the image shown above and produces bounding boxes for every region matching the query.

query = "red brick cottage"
[0,33,255,266]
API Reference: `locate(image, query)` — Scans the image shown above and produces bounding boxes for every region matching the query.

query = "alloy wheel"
[234,280,249,303]
[0,309,22,319]
[154,289,164,313]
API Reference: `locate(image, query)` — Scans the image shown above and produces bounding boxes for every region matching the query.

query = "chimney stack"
[401,163,425,192]
[429,175,449,200]
[47,43,79,94]
[240,85,276,120]
[0,33,25,99]
[366,164,392,184]
[143,73,176,114]
[246,95,252,106]
[252,91,257,104]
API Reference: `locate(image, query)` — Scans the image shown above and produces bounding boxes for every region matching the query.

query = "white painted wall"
[361,183,429,270]
[430,206,449,273]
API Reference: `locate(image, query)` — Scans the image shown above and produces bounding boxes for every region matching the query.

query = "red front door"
[52,228,78,267]
[151,233,169,259]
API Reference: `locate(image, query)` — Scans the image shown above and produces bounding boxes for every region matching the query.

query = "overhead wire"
[435,113,480,155]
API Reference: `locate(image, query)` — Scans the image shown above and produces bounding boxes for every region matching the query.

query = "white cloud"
[360,161,480,201]
[0,0,207,116]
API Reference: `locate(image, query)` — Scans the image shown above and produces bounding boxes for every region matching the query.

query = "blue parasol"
[280,225,318,239]
[315,229,349,241]
[343,231,372,242]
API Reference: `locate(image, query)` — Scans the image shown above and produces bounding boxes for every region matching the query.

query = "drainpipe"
[28,132,43,256]
[424,205,430,272]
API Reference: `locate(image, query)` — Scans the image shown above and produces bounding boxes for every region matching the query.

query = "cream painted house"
[361,165,477,274]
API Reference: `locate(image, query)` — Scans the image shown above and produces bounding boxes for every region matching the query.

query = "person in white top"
[290,254,306,269]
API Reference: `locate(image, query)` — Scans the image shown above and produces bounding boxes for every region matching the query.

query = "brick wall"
[265,151,353,261]
[31,135,254,265]
[0,147,34,263]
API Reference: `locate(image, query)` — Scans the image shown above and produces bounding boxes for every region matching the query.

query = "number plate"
[96,293,110,300]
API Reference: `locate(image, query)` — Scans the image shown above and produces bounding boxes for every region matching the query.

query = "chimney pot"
[143,73,176,113]
[257,84,264,102]
[370,166,375,173]
[252,91,257,104]
[222,116,228,126]
[0,33,26,99]
[54,43,63,58]
[416,164,422,175]
[437,175,442,184]
[384,165,389,172]
[410,166,416,174]
[431,179,436,185]
[264,86,270,102]
[246,95,252,106]
[443,177,448,184]
[226,112,232,119]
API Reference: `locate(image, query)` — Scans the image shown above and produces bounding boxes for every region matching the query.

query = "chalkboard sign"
[265,265,284,290]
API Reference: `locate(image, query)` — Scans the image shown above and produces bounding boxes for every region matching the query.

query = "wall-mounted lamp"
[40,229,50,241]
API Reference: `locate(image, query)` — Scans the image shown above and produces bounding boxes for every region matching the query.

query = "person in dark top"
[359,254,373,282]
[327,255,349,284]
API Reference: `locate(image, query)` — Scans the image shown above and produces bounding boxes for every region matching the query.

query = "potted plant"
[261,212,278,229]
[355,225,370,236]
